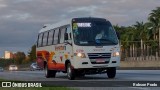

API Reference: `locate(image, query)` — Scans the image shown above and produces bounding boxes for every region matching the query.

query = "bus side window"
[38,33,43,47]
[66,26,71,40]
[48,30,54,45]
[37,35,39,47]
[42,31,48,46]
[60,27,66,43]
[53,29,59,44]
[65,33,68,40]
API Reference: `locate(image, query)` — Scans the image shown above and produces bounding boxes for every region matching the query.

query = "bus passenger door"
[64,26,73,64]
[55,25,73,71]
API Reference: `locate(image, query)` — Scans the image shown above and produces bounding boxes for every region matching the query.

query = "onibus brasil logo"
[1,82,42,87]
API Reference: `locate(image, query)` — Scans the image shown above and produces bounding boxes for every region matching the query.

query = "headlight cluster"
[74,53,86,58]
[112,52,120,57]
[9,67,18,70]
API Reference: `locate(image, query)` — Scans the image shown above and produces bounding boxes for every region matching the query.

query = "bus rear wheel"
[107,67,116,78]
[67,63,75,80]
[45,65,56,78]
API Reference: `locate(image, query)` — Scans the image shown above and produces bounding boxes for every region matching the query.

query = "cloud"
[2,13,32,20]
[0,0,7,8]
[13,0,33,3]
[0,4,7,8]
[68,6,97,13]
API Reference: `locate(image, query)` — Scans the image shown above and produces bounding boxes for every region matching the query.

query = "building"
[4,51,14,59]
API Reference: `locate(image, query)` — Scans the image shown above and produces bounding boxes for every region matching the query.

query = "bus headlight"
[75,53,86,58]
[15,67,18,70]
[113,52,120,57]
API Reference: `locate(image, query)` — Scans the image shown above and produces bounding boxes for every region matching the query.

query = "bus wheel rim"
[67,66,71,78]
[45,66,47,76]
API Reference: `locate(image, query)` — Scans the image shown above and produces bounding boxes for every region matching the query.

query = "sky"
[0,0,160,57]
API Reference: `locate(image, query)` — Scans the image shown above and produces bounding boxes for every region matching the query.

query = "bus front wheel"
[67,63,75,80]
[45,64,56,78]
[107,67,116,78]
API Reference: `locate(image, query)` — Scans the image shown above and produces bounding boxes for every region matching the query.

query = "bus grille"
[88,53,111,64]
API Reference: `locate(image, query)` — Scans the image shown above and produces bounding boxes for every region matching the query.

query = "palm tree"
[133,21,146,41]
[133,21,146,58]
[148,7,160,56]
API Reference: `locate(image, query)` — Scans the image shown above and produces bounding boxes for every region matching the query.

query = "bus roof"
[39,18,72,33]
[39,17,108,33]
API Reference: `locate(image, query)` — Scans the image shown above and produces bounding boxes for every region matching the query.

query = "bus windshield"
[72,20,118,46]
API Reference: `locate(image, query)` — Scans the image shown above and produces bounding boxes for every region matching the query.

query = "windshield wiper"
[96,39,117,44]
[87,40,95,43]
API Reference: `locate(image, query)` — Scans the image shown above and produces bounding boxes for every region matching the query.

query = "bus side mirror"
[64,41,72,46]
[116,31,120,40]
[64,33,72,46]
[65,33,68,40]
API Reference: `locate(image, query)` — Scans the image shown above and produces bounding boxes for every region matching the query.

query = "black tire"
[107,67,116,78]
[45,64,56,78]
[76,71,85,77]
[30,68,34,71]
[77,73,85,77]
[67,63,75,80]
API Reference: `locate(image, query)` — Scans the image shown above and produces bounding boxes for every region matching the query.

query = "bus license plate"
[96,59,105,63]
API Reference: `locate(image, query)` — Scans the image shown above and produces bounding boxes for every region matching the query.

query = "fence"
[121,41,160,61]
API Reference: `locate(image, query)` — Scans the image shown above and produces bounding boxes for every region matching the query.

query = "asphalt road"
[0,70,160,90]
[1,70,160,81]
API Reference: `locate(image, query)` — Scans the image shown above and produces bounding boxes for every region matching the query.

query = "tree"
[133,22,145,40]
[28,44,36,62]
[148,7,160,35]
[14,52,26,64]
[148,7,160,42]
[148,7,160,55]
[113,7,160,59]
